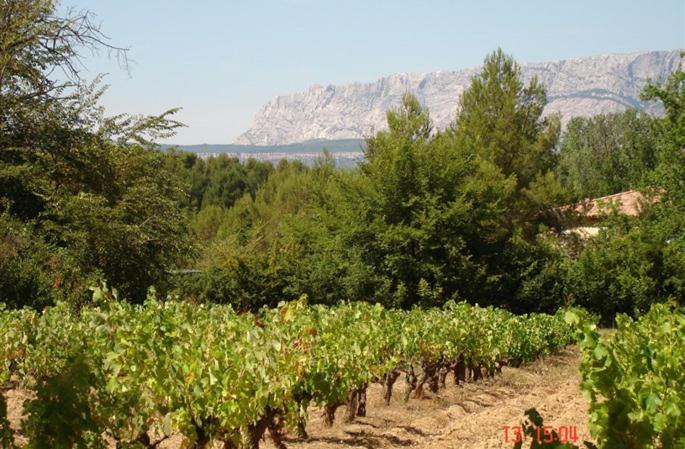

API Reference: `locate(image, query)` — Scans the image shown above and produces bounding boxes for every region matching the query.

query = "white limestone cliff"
[236,50,681,146]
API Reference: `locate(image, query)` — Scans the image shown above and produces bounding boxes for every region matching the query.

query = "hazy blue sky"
[65,0,684,144]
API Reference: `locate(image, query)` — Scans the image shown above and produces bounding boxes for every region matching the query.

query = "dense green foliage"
[564,213,678,322]
[0,293,586,448]
[557,111,657,200]
[0,0,193,305]
[568,303,685,448]
[164,151,274,212]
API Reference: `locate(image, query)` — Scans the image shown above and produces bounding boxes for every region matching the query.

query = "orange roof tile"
[559,190,658,218]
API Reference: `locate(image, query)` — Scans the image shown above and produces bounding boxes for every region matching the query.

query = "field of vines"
[0,286,590,449]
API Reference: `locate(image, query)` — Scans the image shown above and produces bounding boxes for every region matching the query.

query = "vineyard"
[0,287,589,449]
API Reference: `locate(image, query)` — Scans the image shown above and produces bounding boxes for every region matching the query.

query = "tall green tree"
[557,110,657,199]
[640,54,685,302]
[352,94,516,307]
[642,54,685,206]
[449,49,568,310]
[0,0,191,305]
[452,48,560,190]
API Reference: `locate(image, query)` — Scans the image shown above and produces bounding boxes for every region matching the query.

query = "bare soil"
[263,347,592,449]
[5,347,593,449]
[5,387,32,448]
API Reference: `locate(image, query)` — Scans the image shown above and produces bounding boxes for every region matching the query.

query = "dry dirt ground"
[263,347,593,449]
[5,347,593,449]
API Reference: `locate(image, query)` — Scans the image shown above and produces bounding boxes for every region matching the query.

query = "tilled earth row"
[262,347,592,449]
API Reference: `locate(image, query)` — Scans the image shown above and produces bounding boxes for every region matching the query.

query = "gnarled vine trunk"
[454,354,466,385]
[382,369,401,405]
[247,408,286,449]
[403,365,418,402]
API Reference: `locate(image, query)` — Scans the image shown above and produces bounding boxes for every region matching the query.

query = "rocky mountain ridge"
[236,50,682,146]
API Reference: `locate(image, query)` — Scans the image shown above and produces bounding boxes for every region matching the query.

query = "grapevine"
[0,294,588,448]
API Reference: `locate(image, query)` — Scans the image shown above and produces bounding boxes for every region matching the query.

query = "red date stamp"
[503,425,579,444]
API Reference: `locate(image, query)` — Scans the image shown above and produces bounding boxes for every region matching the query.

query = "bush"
[0,212,91,309]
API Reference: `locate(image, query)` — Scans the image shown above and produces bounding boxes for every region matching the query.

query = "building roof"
[560,190,657,219]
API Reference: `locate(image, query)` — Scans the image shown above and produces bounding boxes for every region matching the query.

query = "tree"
[0,0,130,154]
[640,54,685,303]
[452,48,560,189]
[557,111,657,199]
[642,53,685,206]
[447,49,569,309]
[350,94,516,307]
[0,0,191,306]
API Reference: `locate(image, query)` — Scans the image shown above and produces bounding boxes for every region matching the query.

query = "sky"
[64,0,684,145]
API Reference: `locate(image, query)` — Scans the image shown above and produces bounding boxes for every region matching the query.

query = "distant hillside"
[236,50,681,145]
[165,139,365,154]
[162,139,365,167]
